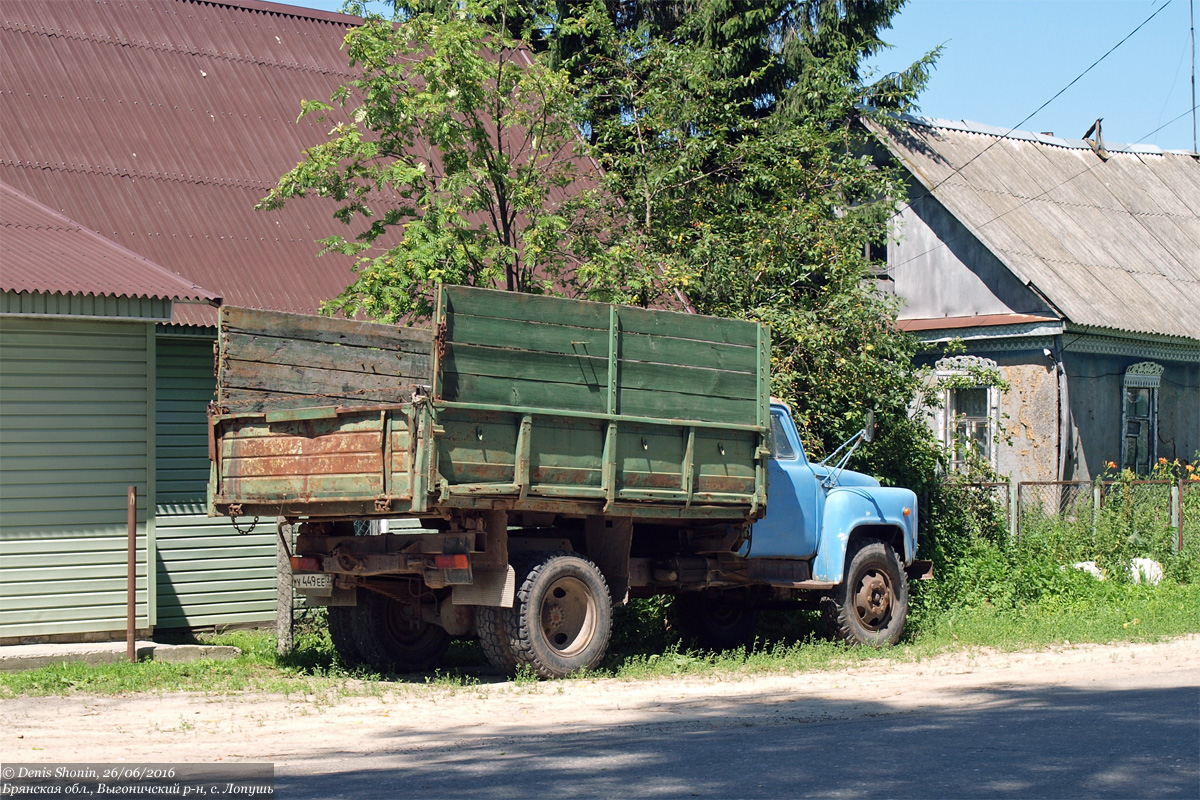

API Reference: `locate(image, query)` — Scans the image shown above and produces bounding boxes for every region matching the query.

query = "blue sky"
[285,0,1198,152]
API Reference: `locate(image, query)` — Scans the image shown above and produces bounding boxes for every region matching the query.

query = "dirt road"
[4,637,1198,798]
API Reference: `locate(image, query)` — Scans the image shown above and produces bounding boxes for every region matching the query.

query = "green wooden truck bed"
[208,286,770,522]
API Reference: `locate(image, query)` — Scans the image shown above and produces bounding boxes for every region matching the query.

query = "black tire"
[327,604,363,668]
[505,551,613,679]
[351,589,451,672]
[822,539,908,646]
[476,605,518,673]
[670,591,759,651]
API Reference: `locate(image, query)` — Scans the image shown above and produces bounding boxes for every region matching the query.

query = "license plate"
[292,573,333,595]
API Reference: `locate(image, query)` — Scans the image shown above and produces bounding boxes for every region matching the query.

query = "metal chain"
[230,514,260,535]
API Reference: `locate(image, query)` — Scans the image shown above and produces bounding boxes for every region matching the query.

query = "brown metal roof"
[1,181,220,303]
[0,0,369,325]
[896,313,1059,332]
[872,116,1200,343]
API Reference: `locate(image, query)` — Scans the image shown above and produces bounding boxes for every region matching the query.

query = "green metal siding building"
[1,185,221,642]
[154,336,276,630]
[1,315,156,640]
[0,1,370,642]
[2,0,591,641]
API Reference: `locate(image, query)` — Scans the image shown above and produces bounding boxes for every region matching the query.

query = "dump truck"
[208,286,928,677]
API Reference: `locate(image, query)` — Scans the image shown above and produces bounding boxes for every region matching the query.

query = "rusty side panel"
[213,409,412,510]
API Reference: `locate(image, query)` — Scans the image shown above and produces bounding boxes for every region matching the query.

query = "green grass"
[603,582,1200,680]
[2,582,1195,697]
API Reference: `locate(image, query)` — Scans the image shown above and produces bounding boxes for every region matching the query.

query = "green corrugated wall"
[154,336,275,629]
[0,317,152,640]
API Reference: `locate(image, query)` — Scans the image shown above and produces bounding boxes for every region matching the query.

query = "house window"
[933,356,1002,471]
[864,235,893,294]
[949,386,991,466]
[1121,362,1162,475]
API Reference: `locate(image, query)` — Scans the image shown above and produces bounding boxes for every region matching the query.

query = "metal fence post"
[1009,477,1019,543]
[127,485,137,664]
[1173,480,1183,553]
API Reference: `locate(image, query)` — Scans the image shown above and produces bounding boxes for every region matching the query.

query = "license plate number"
[292,573,333,595]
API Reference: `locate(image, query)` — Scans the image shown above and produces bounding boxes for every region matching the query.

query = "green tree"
[557,0,937,455]
[258,1,600,321]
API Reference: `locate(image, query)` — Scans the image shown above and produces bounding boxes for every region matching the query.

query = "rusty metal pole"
[127,485,137,664]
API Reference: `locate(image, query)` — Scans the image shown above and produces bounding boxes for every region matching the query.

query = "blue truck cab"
[744,401,926,645]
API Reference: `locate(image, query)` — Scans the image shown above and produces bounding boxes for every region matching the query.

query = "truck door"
[748,406,820,558]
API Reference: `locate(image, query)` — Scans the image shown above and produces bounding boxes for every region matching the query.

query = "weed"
[513,664,539,686]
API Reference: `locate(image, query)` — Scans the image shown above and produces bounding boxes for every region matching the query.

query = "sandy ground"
[3,636,1197,769]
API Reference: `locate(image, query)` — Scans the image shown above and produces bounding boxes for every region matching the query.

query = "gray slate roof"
[871,115,1200,342]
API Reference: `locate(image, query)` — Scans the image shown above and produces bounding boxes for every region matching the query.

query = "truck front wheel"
[822,539,908,646]
[507,551,613,679]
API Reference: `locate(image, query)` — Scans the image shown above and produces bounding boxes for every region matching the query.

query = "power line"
[890,109,1196,273]
[886,0,1177,221]
[1136,103,1200,144]
[1192,0,1197,151]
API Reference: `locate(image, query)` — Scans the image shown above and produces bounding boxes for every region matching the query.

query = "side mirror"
[862,409,876,444]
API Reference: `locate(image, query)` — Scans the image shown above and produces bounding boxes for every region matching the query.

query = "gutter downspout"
[1053,335,1070,481]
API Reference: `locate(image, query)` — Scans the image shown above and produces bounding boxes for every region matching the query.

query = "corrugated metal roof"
[0,0,370,325]
[1,0,595,326]
[1,181,220,303]
[872,115,1200,342]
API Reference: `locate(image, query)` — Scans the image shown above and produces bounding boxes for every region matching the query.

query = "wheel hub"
[540,577,597,656]
[853,569,893,629]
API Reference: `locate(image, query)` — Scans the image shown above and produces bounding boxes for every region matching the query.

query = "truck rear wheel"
[670,592,759,651]
[822,538,908,646]
[327,605,363,668]
[476,605,518,673]
[507,551,612,679]
[352,589,451,673]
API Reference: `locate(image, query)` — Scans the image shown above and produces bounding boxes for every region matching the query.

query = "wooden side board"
[437,286,768,429]
[216,306,433,413]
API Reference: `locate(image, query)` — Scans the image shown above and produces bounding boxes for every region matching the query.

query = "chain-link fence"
[1017,482,1095,536]
[1179,480,1200,577]
[1184,481,1200,546]
[992,479,1200,581]
[1014,482,1098,564]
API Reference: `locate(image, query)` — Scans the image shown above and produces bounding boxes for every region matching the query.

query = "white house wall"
[996,357,1060,482]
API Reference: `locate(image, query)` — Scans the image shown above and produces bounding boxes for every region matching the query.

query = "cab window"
[769,411,797,459]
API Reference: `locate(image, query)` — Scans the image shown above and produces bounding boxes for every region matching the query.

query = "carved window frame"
[1121,362,1162,475]
[934,356,1001,470]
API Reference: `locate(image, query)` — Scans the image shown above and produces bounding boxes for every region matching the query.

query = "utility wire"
[1191,0,1197,151]
[1136,103,1200,143]
[886,0,1176,220]
[767,1,1179,304]
[890,109,1197,272]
